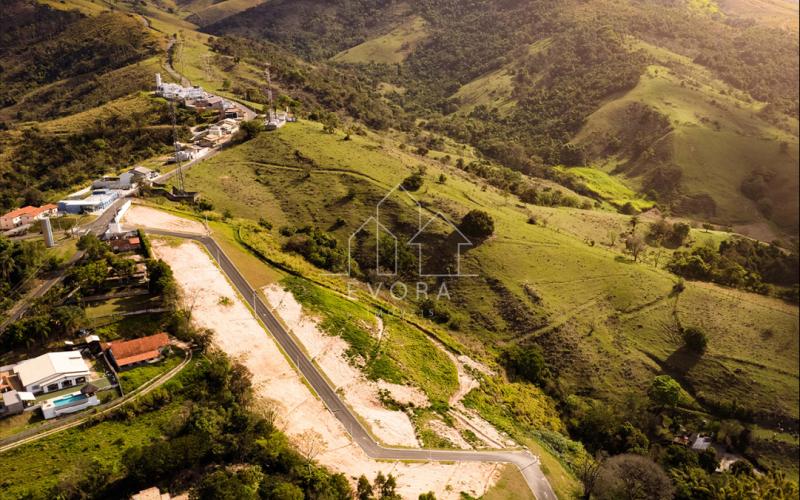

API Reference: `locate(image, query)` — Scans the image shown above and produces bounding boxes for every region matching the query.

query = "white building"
[92,171,135,190]
[14,351,91,395]
[155,73,205,101]
[130,166,158,182]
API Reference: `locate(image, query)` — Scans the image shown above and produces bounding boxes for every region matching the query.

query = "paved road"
[0,198,130,331]
[145,228,557,500]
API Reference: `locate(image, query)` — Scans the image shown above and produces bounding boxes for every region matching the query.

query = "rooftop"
[14,351,90,388]
[106,333,169,368]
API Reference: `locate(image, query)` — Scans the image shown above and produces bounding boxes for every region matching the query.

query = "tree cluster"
[668,238,799,299]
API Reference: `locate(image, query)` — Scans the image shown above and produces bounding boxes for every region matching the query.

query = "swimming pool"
[53,393,87,407]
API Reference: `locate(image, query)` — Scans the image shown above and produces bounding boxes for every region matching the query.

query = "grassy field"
[118,348,184,393]
[89,312,169,341]
[183,0,267,27]
[84,293,162,320]
[332,16,429,64]
[557,165,654,211]
[482,464,536,500]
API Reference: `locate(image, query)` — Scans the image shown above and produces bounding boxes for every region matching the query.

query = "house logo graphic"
[331,182,476,278]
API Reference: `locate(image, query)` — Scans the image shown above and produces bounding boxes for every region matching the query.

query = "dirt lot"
[122,204,206,234]
[264,284,425,447]
[152,239,502,499]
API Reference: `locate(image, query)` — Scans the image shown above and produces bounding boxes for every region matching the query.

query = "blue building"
[58,190,118,214]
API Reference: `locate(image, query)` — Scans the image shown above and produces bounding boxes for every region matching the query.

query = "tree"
[626,234,646,262]
[648,375,682,408]
[294,429,325,461]
[682,326,708,354]
[195,466,263,500]
[401,172,424,191]
[419,493,436,500]
[621,202,639,215]
[72,260,109,291]
[503,344,547,385]
[77,234,108,261]
[320,112,339,133]
[371,472,400,499]
[236,119,264,142]
[698,448,719,473]
[357,475,374,500]
[577,454,605,500]
[729,460,754,476]
[670,222,691,247]
[594,454,673,500]
[459,209,495,238]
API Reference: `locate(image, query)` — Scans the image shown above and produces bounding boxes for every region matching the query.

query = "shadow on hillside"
[664,345,703,376]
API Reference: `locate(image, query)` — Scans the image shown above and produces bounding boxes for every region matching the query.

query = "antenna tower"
[265,63,275,119]
[169,100,186,193]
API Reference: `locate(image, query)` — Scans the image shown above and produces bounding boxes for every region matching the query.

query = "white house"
[13,351,91,395]
[129,166,158,181]
[92,172,135,190]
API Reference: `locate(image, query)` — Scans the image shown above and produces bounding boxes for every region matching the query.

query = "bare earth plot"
[122,204,206,234]
[152,239,504,499]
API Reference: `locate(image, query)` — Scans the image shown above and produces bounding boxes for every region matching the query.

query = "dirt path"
[153,240,504,499]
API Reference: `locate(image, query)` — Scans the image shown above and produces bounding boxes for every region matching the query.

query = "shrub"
[401,172,424,191]
[502,344,548,385]
[682,326,708,353]
[459,209,495,238]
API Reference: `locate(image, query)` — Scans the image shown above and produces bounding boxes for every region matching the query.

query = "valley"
[0,0,797,498]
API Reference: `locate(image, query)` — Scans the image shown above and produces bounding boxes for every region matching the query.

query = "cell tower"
[169,100,186,193]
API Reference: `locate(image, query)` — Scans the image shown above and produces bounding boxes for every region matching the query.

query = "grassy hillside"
[0,0,159,123]
[203,0,799,238]
[718,0,800,30]
[184,0,267,27]
[333,16,429,64]
[172,120,798,481]
[574,41,799,238]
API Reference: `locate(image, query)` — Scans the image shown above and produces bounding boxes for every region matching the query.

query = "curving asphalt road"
[144,228,557,500]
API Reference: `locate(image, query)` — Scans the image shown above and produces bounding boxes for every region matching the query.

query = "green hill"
[204,0,799,238]
[0,0,159,123]
[574,53,799,238]
[332,15,429,64]
[172,120,799,481]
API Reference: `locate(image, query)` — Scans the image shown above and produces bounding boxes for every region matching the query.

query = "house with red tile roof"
[0,204,58,230]
[104,333,170,371]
